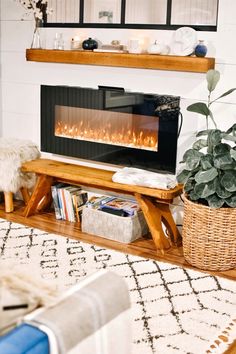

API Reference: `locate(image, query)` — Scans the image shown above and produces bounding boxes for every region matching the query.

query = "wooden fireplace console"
[21,159,183,253]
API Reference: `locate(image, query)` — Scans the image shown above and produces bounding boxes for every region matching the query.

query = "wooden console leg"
[37,189,53,212]
[4,192,14,213]
[24,174,54,217]
[154,202,182,247]
[20,187,31,205]
[135,193,171,253]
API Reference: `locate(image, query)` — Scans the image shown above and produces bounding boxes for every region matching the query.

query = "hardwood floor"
[0,200,236,281]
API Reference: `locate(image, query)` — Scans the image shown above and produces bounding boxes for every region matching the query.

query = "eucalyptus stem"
[207,90,211,130]
[211,115,218,129]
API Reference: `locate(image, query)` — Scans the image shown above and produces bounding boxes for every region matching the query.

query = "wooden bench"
[22,158,183,253]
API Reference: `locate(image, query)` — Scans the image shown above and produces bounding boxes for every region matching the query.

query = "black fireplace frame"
[41,85,180,174]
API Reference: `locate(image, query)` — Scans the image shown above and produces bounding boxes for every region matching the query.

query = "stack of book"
[51,183,88,222]
[85,195,140,217]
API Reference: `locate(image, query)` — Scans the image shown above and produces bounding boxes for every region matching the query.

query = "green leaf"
[182,149,203,160]
[226,123,236,135]
[206,70,220,92]
[184,178,195,193]
[221,133,236,143]
[221,171,236,192]
[213,88,236,102]
[231,148,236,161]
[207,130,222,146]
[187,102,210,116]
[195,167,218,184]
[182,149,203,170]
[200,155,213,170]
[196,129,212,137]
[177,169,191,184]
[213,153,233,169]
[206,194,225,208]
[213,143,231,155]
[189,190,200,201]
[193,139,208,150]
[216,184,232,199]
[220,160,236,171]
[225,194,236,207]
[194,179,217,198]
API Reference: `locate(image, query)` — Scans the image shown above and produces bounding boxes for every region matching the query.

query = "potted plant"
[177,69,236,271]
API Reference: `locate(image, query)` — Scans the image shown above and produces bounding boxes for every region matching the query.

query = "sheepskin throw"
[112,167,177,189]
[0,138,40,193]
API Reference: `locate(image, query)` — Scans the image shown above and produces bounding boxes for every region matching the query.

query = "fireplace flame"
[54,106,158,151]
[55,121,158,151]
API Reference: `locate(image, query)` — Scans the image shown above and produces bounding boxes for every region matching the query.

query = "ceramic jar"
[148,40,162,54]
[82,37,98,50]
[194,40,207,57]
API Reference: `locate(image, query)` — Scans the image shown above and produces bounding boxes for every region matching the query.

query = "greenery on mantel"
[177,69,236,208]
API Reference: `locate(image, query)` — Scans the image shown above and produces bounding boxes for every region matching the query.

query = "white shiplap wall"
[0,0,236,222]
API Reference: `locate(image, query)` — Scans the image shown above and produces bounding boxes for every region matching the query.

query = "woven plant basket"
[182,195,236,271]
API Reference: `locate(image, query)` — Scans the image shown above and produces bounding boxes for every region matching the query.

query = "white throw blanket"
[24,270,131,354]
[112,167,177,189]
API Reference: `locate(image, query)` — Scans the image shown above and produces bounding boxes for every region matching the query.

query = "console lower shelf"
[26,49,215,73]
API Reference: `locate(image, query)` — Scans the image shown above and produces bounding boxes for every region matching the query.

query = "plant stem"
[211,115,217,129]
[207,90,211,130]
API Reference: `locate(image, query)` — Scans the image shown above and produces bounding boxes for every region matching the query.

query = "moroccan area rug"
[0,218,236,354]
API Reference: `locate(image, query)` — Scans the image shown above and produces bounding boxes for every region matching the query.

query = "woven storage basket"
[182,195,236,271]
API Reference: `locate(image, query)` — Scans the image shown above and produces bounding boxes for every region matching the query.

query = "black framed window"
[44,0,219,31]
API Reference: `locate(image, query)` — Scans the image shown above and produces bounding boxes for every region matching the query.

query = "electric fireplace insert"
[41,85,180,174]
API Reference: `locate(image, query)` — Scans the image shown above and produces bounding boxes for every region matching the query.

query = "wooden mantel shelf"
[26,49,215,73]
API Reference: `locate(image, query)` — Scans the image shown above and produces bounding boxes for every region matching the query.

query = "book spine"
[72,191,88,222]
[61,188,69,221]
[57,188,65,220]
[72,194,80,223]
[65,188,76,222]
[51,185,62,220]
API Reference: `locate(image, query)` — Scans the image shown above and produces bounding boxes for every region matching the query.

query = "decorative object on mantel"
[14,0,53,49]
[177,69,236,271]
[112,167,177,190]
[195,39,208,57]
[70,36,81,50]
[93,40,127,53]
[82,37,98,50]
[53,32,64,50]
[128,38,142,54]
[170,26,198,56]
[148,40,162,55]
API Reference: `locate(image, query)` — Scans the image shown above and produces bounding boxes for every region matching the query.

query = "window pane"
[84,0,121,24]
[47,0,80,23]
[125,0,167,25]
[171,0,218,26]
